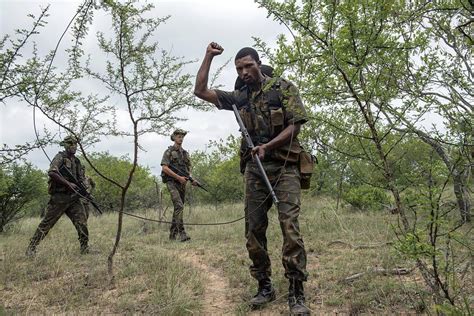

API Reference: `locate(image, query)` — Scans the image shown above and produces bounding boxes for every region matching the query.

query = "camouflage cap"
[171,129,187,141]
[59,135,78,146]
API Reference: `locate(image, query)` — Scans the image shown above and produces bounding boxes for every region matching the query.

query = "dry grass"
[0,195,472,314]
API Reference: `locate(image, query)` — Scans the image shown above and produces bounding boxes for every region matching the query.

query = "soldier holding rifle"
[161,129,198,242]
[26,135,94,256]
[194,42,311,315]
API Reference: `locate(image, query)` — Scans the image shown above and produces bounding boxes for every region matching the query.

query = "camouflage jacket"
[216,76,308,165]
[48,151,85,194]
[161,145,191,183]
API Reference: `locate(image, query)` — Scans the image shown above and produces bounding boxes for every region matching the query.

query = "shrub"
[0,163,48,231]
[343,184,390,211]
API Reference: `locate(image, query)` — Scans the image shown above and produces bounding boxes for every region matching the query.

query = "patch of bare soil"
[178,250,340,315]
[181,250,236,315]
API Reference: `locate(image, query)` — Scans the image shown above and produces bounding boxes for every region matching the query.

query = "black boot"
[80,242,89,254]
[249,277,276,308]
[169,221,178,240]
[288,279,310,315]
[170,226,178,240]
[25,244,37,257]
[177,222,190,242]
[77,225,89,254]
[26,230,44,257]
[178,231,191,242]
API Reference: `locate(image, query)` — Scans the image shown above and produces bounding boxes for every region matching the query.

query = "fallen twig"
[327,240,393,250]
[342,267,413,283]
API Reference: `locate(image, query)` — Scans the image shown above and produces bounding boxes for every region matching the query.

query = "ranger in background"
[161,129,197,242]
[26,135,92,256]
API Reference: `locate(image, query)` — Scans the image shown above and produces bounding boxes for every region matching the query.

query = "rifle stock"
[231,104,279,205]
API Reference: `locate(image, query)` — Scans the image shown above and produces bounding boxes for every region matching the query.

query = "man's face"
[235,55,261,85]
[174,134,184,145]
[65,142,77,155]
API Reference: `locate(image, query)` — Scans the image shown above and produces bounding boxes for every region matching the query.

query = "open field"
[1,196,472,314]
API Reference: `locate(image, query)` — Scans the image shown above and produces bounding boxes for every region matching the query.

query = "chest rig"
[49,152,83,194]
[235,78,286,144]
[162,146,190,183]
[236,78,302,173]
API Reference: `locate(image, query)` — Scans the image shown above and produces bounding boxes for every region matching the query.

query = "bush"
[84,152,159,212]
[190,136,244,205]
[343,184,390,211]
[0,163,48,231]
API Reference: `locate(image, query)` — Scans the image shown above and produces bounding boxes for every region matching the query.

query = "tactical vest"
[161,146,190,183]
[236,78,302,171]
[48,152,84,194]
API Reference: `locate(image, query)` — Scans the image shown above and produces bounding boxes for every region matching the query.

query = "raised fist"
[207,42,224,56]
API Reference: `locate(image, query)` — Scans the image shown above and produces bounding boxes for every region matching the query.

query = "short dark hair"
[235,47,260,62]
[234,64,274,90]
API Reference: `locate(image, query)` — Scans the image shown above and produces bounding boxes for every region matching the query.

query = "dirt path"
[180,250,236,315]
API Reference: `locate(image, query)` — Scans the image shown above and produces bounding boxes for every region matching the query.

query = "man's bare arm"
[194,42,224,106]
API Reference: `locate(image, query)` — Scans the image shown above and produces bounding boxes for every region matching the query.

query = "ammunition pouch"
[271,140,302,163]
[299,151,315,190]
[240,148,251,174]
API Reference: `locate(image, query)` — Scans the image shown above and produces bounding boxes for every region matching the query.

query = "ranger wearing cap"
[26,135,92,256]
[161,129,197,242]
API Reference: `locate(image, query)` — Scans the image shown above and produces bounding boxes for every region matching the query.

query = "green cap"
[170,129,187,141]
[59,135,78,146]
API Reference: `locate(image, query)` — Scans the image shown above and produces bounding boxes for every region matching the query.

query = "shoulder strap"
[266,77,283,108]
[235,86,250,109]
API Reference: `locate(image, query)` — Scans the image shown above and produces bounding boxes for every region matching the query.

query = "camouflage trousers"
[244,160,308,281]
[28,193,89,250]
[166,181,187,236]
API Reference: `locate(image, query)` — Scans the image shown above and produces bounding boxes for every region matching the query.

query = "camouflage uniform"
[161,143,191,240]
[216,75,309,282]
[27,150,89,254]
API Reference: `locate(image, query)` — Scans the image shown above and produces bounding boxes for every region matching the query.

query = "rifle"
[168,164,209,192]
[231,104,279,205]
[58,165,103,215]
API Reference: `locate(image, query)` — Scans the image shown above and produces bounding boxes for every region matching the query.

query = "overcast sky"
[0,0,289,175]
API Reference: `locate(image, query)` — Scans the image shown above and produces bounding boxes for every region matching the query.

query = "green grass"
[0,196,472,314]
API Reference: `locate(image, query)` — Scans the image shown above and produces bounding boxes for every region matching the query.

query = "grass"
[0,195,472,314]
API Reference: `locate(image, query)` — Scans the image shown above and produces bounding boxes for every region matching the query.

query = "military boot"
[81,243,100,254]
[249,277,276,308]
[169,221,178,240]
[178,231,191,242]
[288,279,310,315]
[80,243,89,254]
[25,245,37,257]
[77,225,89,254]
[177,222,190,242]
[25,236,40,257]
